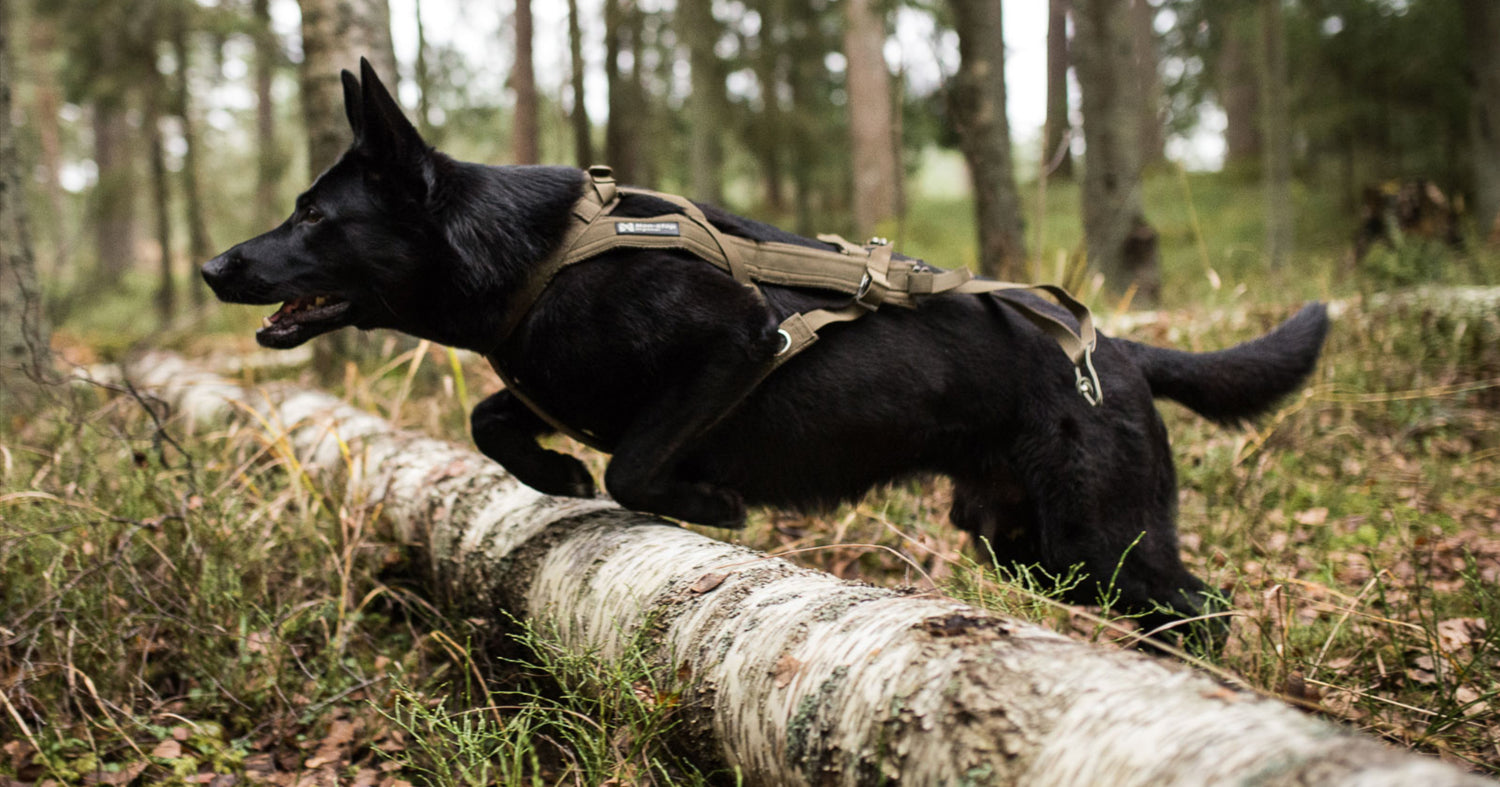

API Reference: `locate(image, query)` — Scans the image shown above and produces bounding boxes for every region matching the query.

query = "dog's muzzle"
[201,253,240,293]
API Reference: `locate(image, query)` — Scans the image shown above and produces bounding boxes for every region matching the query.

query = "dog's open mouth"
[256,295,355,348]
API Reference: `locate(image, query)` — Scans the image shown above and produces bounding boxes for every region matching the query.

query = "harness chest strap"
[491,167,1104,445]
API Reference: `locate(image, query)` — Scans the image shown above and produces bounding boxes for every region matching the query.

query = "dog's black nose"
[201,253,239,291]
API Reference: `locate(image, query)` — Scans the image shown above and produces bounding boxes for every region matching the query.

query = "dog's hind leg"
[471,390,598,498]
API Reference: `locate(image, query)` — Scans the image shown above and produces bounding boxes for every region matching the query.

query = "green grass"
[8,168,1500,781]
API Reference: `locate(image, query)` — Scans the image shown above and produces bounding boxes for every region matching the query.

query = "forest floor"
[5,173,1500,784]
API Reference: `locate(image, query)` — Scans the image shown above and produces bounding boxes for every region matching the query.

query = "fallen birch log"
[126,351,1491,787]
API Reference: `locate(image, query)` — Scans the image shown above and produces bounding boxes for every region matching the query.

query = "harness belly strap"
[491,166,1104,434]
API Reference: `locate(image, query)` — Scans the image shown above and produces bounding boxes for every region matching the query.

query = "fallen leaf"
[1436,617,1486,653]
[322,719,356,746]
[85,761,149,785]
[690,572,727,593]
[152,739,182,759]
[1294,507,1329,526]
[773,654,802,688]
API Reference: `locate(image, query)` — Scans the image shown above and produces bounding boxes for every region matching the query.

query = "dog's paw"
[519,454,598,499]
[680,484,747,529]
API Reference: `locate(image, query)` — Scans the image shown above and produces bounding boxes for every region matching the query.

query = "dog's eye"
[301,206,323,225]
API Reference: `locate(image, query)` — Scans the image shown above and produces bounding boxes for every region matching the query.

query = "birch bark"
[126,353,1491,787]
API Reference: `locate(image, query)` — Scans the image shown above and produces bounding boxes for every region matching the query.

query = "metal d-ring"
[855,272,872,301]
[1074,345,1104,406]
[776,328,792,355]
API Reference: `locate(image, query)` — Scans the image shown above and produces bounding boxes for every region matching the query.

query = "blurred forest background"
[1,0,1497,350]
[3,0,1500,784]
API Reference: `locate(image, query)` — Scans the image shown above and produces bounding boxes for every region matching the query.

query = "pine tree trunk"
[948,0,1028,279]
[1044,0,1073,180]
[567,0,593,168]
[298,0,398,177]
[1219,10,1261,169]
[25,13,66,278]
[786,0,822,236]
[296,0,399,379]
[682,0,724,204]
[1,2,52,411]
[413,0,432,139]
[511,0,539,165]
[749,0,786,213]
[1071,0,1159,306]
[1132,0,1164,169]
[129,353,1494,787]
[1258,0,1292,268]
[148,85,175,326]
[91,99,135,290]
[604,0,643,184]
[1466,0,1500,239]
[171,8,212,305]
[843,0,900,237]
[252,0,283,231]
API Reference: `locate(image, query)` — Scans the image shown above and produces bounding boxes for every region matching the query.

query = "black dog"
[203,61,1329,648]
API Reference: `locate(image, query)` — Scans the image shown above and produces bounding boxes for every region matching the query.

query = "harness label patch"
[614,221,681,237]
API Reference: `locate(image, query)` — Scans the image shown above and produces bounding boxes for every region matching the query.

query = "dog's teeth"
[314,296,327,306]
[262,316,273,328]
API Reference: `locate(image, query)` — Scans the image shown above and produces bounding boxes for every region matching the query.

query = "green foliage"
[381,620,730,786]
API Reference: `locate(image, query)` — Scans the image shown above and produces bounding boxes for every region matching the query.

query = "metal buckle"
[1074,345,1104,406]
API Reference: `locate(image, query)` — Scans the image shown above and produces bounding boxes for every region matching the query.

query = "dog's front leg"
[471,390,597,498]
[602,356,767,529]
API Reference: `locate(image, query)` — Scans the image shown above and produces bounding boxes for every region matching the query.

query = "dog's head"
[202,59,441,349]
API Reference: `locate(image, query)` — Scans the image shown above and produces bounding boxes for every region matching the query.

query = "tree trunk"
[90,101,135,290]
[511,0,539,165]
[1131,0,1164,168]
[749,0,786,213]
[567,0,593,168]
[1465,0,1500,240]
[1044,0,1073,180]
[948,0,1028,279]
[843,0,900,238]
[296,0,399,379]
[1258,0,1292,268]
[171,7,212,305]
[129,353,1493,787]
[1,1,52,412]
[297,0,398,177]
[1219,9,1261,168]
[412,0,433,139]
[604,0,643,184]
[252,0,284,231]
[786,0,823,236]
[1071,0,1158,306]
[24,13,67,278]
[89,17,136,293]
[682,0,724,204]
[148,85,175,326]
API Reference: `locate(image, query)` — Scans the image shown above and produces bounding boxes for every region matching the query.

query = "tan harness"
[491,166,1104,448]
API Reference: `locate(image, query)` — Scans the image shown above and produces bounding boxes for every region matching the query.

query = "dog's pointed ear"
[355,57,426,164]
[341,69,363,139]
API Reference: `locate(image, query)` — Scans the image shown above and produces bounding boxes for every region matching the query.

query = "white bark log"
[126,352,1491,787]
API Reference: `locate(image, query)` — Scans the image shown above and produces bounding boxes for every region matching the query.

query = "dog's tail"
[1123,303,1330,425]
